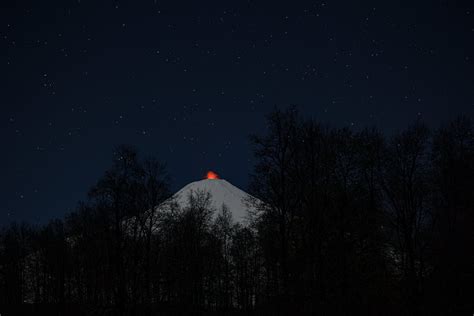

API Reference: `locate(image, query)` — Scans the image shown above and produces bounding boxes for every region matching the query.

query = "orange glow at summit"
[206,171,220,180]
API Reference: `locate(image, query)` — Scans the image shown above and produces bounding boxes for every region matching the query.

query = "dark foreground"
[1,110,473,316]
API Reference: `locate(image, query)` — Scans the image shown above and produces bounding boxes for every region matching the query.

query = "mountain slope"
[170,178,257,222]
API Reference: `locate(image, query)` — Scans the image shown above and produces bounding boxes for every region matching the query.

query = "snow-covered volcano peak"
[172,178,256,222]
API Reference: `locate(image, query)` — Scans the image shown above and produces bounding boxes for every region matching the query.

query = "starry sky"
[1,0,473,225]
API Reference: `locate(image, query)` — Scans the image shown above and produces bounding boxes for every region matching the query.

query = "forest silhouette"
[1,107,473,315]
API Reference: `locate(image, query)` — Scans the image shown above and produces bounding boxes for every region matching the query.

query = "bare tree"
[249,106,300,300]
[381,121,431,315]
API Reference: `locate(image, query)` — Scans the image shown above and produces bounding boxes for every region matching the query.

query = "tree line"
[1,107,473,315]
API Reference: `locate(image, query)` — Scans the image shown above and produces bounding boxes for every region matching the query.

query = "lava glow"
[206,171,220,180]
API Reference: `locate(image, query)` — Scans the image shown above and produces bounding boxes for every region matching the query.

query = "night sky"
[1,0,473,225]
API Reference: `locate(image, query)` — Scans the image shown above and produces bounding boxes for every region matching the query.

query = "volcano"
[169,176,258,223]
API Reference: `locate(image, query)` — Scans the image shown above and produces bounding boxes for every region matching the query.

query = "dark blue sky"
[1,0,473,225]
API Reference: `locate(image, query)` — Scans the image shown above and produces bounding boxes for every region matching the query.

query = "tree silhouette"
[0,109,472,315]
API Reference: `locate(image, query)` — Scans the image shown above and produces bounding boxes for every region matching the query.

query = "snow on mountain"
[169,178,258,223]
